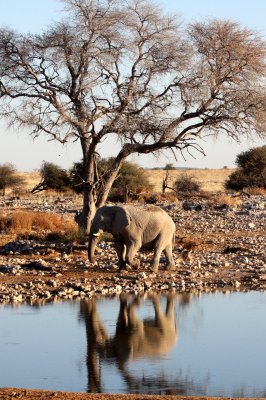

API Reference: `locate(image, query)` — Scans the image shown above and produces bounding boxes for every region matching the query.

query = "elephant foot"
[117,262,127,272]
[126,259,140,270]
[150,264,159,273]
[166,264,176,271]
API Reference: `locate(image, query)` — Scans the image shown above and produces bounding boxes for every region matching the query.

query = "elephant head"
[88,205,130,263]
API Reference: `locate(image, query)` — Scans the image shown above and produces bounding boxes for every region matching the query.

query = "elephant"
[111,293,178,361]
[88,204,176,272]
[79,294,178,392]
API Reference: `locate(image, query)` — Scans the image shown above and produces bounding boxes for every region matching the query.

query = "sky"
[0,0,265,171]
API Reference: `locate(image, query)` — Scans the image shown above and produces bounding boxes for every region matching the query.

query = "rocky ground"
[0,194,265,303]
[0,194,265,400]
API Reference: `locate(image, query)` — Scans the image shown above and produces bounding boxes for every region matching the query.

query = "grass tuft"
[0,210,77,236]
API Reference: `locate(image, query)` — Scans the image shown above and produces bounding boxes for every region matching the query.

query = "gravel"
[0,194,265,303]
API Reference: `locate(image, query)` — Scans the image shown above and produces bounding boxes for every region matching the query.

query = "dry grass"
[146,168,235,193]
[16,172,41,194]
[212,194,242,208]
[243,187,266,196]
[8,169,234,196]
[0,210,77,235]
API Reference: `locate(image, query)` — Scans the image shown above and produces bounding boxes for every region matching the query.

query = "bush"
[32,162,71,193]
[0,163,25,196]
[174,173,201,195]
[0,210,76,234]
[226,145,266,191]
[69,161,85,194]
[71,158,153,201]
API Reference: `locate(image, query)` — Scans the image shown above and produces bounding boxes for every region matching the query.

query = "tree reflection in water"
[79,293,206,395]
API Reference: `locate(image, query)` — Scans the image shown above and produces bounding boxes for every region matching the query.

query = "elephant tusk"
[93,232,101,237]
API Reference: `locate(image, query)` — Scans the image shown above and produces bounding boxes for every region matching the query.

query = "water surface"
[0,291,266,397]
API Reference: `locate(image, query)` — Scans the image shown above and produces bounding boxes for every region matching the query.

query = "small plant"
[45,228,85,243]
[243,187,266,196]
[174,173,201,196]
[139,191,178,204]
[213,195,242,208]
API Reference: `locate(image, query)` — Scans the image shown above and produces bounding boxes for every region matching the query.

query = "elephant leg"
[164,242,176,271]
[114,240,127,270]
[165,295,175,317]
[150,241,164,272]
[125,241,140,269]
[150,294,165,328]
[127,301,143,331]
[116,295,129,331]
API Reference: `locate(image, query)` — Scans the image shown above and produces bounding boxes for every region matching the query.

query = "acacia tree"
[0,0,266,231]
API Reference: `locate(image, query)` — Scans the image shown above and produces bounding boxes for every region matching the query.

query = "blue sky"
[0,0,265,171]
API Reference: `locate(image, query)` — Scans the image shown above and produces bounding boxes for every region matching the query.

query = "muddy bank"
[1,389,265,400]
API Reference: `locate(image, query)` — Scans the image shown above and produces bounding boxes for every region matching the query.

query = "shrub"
[0,163,25,196]
[69,161,85,194]
[213,195,242,208]
[174,173,201,195]
[32,162,71,194]
[0,210,76,234]
[225,145,266,191]
[71,158,153,201]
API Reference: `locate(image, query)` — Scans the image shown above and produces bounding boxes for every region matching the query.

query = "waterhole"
[0,291,266,397]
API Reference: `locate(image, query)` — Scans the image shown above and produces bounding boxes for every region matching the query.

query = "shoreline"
[1,389,265,400]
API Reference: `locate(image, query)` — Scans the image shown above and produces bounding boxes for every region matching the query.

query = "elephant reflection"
[79,294,178,393]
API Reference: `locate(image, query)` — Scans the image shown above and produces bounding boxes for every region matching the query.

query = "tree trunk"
[76,140,98,234]
[76,184,96,234]
[96,150,129,208]
[76,144,131,234]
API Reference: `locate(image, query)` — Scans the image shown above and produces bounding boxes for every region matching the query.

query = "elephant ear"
[111,206,131,234]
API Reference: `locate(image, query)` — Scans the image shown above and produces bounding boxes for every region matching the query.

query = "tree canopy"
[1,0,266,230]
[31,162,71,193]
[225,145,266,190]
[71,158,152,201]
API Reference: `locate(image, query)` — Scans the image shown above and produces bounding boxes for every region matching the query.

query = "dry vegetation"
[0,210,77,236]
[145,168,235,193]
[12,169,234,196]
[16,171,41,193]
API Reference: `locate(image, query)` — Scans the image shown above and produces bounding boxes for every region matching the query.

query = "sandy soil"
[1,389,264,400]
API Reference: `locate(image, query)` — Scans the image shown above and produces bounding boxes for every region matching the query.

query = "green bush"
[70,158,153,202]
[32,162,71,193]
[69,161,85,194]
[225,145,266,190]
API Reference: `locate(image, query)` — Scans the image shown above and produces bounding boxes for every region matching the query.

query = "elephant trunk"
[88,230,100,263]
